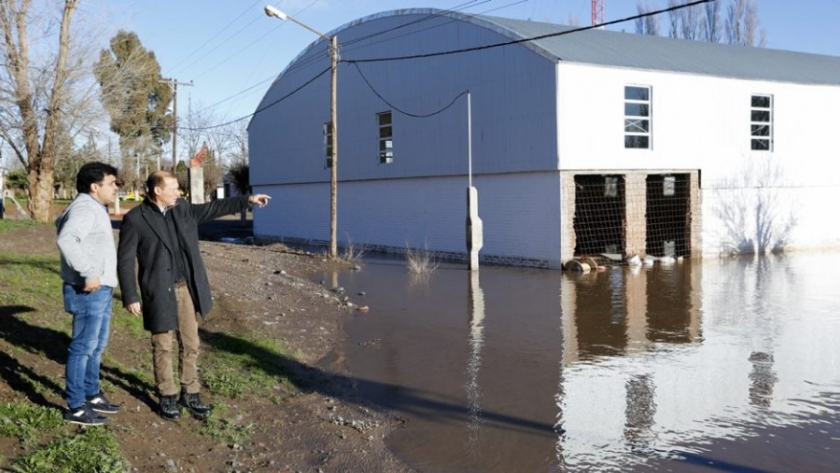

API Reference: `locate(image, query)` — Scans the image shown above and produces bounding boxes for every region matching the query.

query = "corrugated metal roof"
[341,9,840,86]
[477,14,840,85]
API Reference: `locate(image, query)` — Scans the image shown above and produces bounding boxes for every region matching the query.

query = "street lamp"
[265,4,339,259]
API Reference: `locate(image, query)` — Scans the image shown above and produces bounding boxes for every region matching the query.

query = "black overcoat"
[117,195,251,333]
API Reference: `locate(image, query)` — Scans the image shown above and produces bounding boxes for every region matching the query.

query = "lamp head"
[264,5,288,20]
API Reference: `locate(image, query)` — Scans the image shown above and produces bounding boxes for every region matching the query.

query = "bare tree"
[725,0,765,47]
[0,0,82,220]
[645,0,762,46]
[635,1,660,36]
[666,0,703,40]
[180,100,227,200]
[702,0,722,42]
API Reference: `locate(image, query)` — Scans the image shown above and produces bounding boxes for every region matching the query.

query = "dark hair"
[144,171,176,199]
[76,162,119,194]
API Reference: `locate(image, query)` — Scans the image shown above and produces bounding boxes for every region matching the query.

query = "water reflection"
[466,271,485,451]
[335,254,840,472]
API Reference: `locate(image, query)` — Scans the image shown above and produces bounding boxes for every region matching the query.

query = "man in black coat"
[117,170,271,420]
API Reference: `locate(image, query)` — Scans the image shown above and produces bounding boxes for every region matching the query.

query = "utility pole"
[160,78,193,171]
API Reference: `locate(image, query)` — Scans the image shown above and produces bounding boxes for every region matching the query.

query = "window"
[323,122,333,168]
[378,111,393,164]
[604,176,618,197]
[750,95,772,151]
[663,176,675,196]
[624,85,651,149]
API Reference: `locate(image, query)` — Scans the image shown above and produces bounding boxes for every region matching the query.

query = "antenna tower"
[591,0,604,26]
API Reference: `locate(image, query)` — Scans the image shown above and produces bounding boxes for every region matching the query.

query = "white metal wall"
[556,62,840,255]
[253,172,562,267]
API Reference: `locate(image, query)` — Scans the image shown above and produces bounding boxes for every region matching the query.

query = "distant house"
[248,9,840,268]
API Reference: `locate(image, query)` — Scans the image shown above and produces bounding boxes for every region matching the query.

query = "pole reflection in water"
[466,271,485,452]
[336,254,840,473]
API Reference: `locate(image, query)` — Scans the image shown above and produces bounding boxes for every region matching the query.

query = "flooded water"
[326,253,840,472]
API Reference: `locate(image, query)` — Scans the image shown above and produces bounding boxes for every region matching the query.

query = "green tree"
[94,30,172,190]
[5,169,28,193]
[54,133,105,198]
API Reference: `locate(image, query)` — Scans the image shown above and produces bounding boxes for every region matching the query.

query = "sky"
[82,0,840,138]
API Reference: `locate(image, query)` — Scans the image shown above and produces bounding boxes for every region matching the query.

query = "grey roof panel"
[476,14,840,85]
[338,9,840,86]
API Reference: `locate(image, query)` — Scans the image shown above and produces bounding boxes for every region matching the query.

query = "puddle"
[324,253,840,472]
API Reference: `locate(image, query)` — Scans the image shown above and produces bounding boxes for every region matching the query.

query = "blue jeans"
[63,284,113,409]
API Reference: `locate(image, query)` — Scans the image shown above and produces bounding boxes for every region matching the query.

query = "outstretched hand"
[249,194,271,208]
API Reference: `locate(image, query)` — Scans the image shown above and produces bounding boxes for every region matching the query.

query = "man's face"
[155,177,180,207]
[92,174,119,206]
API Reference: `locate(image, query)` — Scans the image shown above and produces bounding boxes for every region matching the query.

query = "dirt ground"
[0,208,415,473]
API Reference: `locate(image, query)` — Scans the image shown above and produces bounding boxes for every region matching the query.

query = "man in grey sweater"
[56,162,122,426]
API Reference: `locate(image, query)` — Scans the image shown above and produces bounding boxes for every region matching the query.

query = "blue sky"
[97,0,840,129]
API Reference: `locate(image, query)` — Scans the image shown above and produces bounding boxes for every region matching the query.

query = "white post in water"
[466,91,483,270]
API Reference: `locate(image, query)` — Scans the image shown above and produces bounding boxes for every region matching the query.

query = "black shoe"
[178,392,212,419]
[159,395,181,421]
[86,391,121,414]
[64,404,107,426]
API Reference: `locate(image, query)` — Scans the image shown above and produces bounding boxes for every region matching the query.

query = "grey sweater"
[56,193,118,288]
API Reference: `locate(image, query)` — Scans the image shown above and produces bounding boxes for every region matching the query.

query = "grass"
[197,403,254,445]
[201,333,296,400]
[0,253,63,307]
[0,221,316,466]
[0,220,41,233]
[405,242,439,274]
[12,427,128,473]
[342,233,366,263]
[0,403,63,446]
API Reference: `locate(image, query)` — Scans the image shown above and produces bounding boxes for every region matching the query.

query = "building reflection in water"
[557,261,702,469]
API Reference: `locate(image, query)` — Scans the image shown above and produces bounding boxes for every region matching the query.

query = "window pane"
[604,177,618,197]
[751,95,770,108]
[751,110,770,122]
[625,86,649,101]
[663,176,675,196]
[378,112,392,126]
[625,103,649,116]
[751,124,770,136]
[751,139,770,150]
[625,135,649,149]
[379,126,392,139]
[625,119,649,133]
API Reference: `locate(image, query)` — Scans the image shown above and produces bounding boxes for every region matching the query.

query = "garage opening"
[573,174,626,257]
[646,173,691,257]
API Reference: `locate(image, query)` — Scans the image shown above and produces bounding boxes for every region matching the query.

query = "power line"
[348,0,714,63]
[351,62,467,118]
[183,0,713,132]
[190,1,494,120]
[176,67,331,132]
[165,0,264,77]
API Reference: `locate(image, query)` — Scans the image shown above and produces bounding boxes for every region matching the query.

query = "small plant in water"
[405,241,438,274]
[342,233,366,262]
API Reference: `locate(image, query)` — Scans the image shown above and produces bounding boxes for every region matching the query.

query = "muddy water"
[327,253,840,472]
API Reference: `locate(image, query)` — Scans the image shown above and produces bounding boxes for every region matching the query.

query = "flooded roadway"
[324,253,840,472]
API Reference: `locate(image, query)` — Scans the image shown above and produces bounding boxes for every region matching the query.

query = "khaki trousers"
[151,284,201,396]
